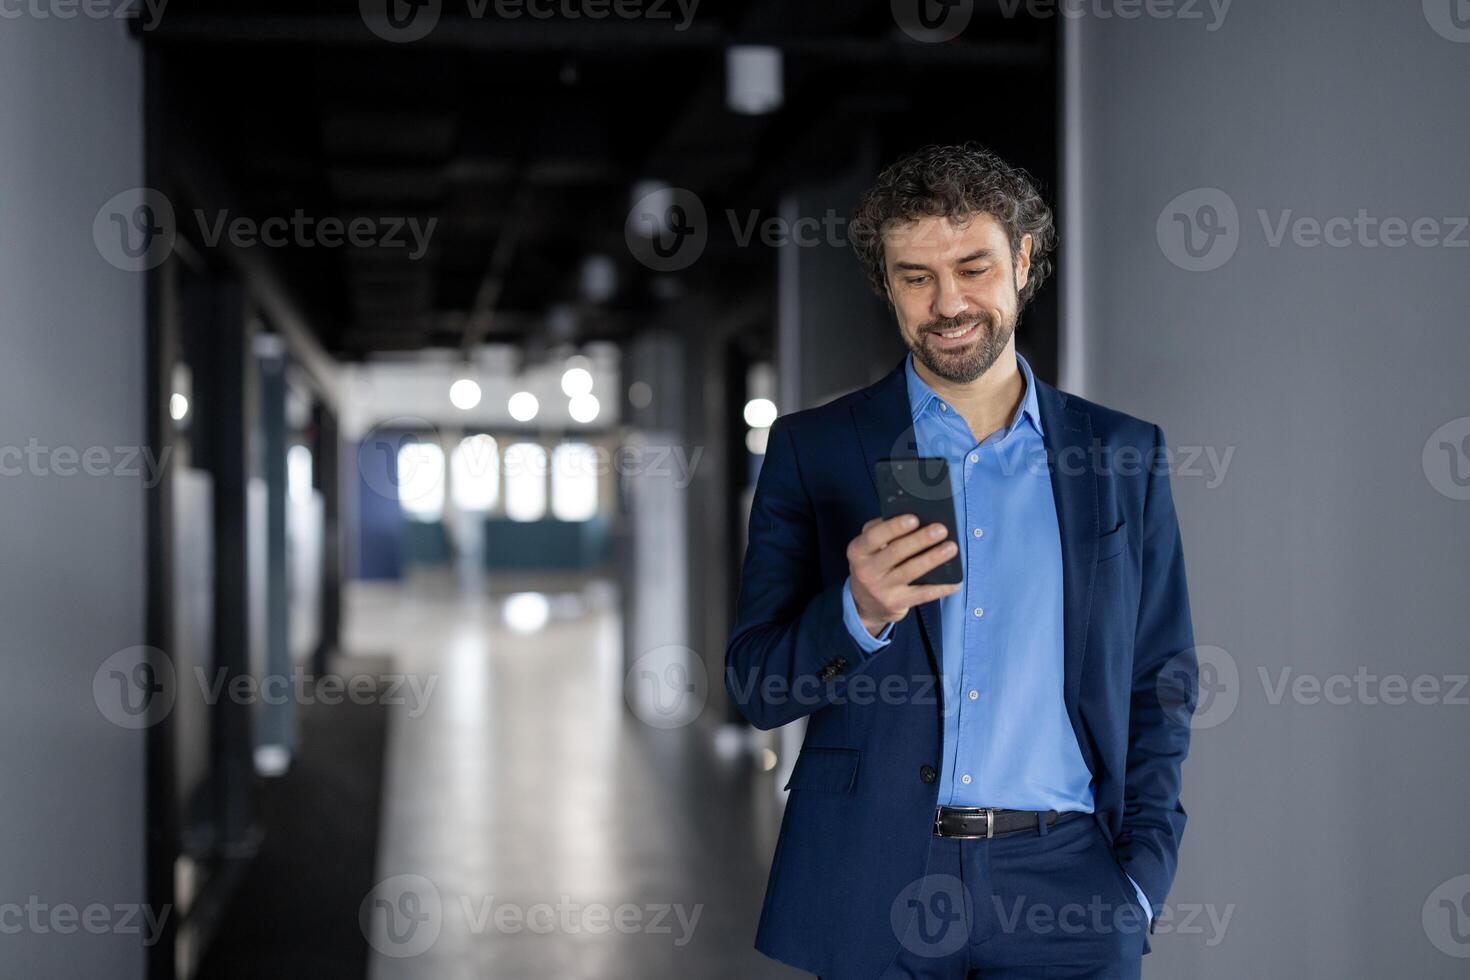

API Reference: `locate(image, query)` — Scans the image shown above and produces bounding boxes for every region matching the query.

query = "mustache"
[921,313,989,335]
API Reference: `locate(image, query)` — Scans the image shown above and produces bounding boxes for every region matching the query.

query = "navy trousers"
[841,813,1149,979]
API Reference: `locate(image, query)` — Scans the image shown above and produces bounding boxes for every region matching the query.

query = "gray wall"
[0,16,148,980]
[1065,2,1470,975]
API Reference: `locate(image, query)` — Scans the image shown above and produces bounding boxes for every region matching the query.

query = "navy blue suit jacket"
[725,359,1198,978]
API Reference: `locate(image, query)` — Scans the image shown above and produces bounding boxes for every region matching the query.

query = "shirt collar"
[904,350,1044,438]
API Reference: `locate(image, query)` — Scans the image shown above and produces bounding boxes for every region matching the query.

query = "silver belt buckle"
[936,806,996,839]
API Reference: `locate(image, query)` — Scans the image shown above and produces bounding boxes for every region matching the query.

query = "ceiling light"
[449,378,482,410]
[743,397,778,429]
[569,393,600,424]
[508,391,539,422]
[561,367,594,398]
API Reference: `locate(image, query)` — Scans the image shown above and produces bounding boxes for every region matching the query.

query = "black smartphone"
[874,457,963,586]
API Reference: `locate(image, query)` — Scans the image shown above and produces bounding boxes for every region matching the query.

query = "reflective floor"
[345,571,804,980]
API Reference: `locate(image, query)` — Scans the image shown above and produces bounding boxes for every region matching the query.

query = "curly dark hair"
[850,142,1056,308]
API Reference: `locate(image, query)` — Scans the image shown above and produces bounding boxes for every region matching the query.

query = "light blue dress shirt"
[841,352,1150,912]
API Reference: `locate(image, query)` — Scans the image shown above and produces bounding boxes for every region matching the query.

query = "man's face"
[882,212,1032,385]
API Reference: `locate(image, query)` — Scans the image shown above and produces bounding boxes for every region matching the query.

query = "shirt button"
[973,527,983,538]
[973,607,984,618]
[968,452,978,463]
[968,690,979,700]
[940,403,949,412]
[961,774,972,785]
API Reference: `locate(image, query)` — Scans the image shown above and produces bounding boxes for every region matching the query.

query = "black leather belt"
[933,806,1083,839]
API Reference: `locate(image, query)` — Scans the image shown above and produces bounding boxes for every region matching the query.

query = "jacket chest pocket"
[1097,520,1128,562]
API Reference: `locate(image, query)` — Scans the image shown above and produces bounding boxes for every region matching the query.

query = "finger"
[870,522,951,571]
[886,540,959,587]
[902,582,964,605]
[858,513,921,553]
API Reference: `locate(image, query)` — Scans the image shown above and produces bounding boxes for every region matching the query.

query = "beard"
[905,305,1018,384]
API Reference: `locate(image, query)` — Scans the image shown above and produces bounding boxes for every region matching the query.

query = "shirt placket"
[951,424,986,802]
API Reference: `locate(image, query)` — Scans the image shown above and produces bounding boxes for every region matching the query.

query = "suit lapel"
[1036,381,1099,732]
[849,360,945,676]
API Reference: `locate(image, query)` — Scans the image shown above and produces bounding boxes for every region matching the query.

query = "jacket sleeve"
[724,416,885,730]
[1117,424,1197,922]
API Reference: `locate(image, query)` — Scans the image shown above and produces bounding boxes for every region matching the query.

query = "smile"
[927,321,980,347]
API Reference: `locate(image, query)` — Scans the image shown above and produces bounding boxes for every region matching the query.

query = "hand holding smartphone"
[846,458,964,637]
[874,458,962,585]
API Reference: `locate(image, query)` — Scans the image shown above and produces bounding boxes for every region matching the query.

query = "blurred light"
[713,724,747,760]
[503,443,548,521]
[255,745,291,778]
[503,592,550,634]
[580,254,617,302]
[451,434,498,512]
[551,442,599,521]
[628,380,653,408]
[287,445,313,506]
[747,361,776,401]
[743,397,778,428]
[628,180,673,238]
[745,426,769,455]
[561,366,594,398]
[726,46,783,115]
[547,304,578,342]
[449,378,482,410]
[397,441,446,521]
[508,391,539,422]
[171,363,192,425]
[568,393,600,424]
[759,748,779,772]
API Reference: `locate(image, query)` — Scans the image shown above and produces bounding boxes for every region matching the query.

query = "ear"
[1014,233,1034,293]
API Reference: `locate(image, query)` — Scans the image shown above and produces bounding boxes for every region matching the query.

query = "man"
[725,143,1197,979]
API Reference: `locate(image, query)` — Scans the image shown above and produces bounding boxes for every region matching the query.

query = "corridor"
[346,573,800,980]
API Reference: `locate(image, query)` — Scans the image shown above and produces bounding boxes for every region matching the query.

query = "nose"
[931,273,969,320]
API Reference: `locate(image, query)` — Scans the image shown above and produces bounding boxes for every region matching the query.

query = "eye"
[962,266,990,277]
[904,275,930,286]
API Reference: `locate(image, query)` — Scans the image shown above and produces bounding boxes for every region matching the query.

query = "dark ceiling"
[143,0,1055,359]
